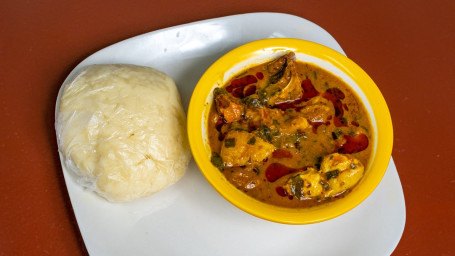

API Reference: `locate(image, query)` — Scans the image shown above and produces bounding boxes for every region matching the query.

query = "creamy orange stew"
[208,52,372,208]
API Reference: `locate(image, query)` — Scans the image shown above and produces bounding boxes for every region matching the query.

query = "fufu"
[56,64,191,202]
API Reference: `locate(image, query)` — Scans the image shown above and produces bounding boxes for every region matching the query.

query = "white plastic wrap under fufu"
[56,64,191,202]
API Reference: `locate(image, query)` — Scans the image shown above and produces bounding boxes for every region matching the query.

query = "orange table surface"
[1,1,454,255]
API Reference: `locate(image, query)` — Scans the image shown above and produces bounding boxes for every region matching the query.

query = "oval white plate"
[56,12,406,256]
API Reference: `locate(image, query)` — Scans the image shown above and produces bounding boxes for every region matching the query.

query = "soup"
[207,52,373,208]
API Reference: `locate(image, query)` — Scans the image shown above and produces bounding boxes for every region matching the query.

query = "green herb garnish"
[247,136,256,145]
[335,129,343,137]
[325,169,339,180]
[256,125,272,142]
[290,175,304,199]
[210,152,224,171]
[243,96,263,108]
[319,180,330,191]
[213,87,227,97]
[224,138,236,148]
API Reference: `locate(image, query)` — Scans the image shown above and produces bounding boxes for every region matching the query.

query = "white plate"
[56,13,406,256]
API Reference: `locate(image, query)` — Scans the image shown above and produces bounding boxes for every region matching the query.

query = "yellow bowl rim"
[187,38,393,224]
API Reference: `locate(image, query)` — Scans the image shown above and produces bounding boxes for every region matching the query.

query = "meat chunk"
[257,107,283,126]
[320,153,364,196]
[279,116,309,135]
[283,153,365,200]
[214,92,243,123]
[283,167,323,200]
[299,96,331,123]
[228,167,261,190]
[267,53,287,74]
[220,131,275,167]
[261,52,303,106]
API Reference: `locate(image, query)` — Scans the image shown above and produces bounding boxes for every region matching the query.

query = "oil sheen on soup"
[207,52,372,208]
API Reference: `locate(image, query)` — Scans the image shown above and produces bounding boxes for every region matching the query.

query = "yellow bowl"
[187,38,393,224]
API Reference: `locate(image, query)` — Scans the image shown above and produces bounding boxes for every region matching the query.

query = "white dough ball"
[56,64,191,202]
